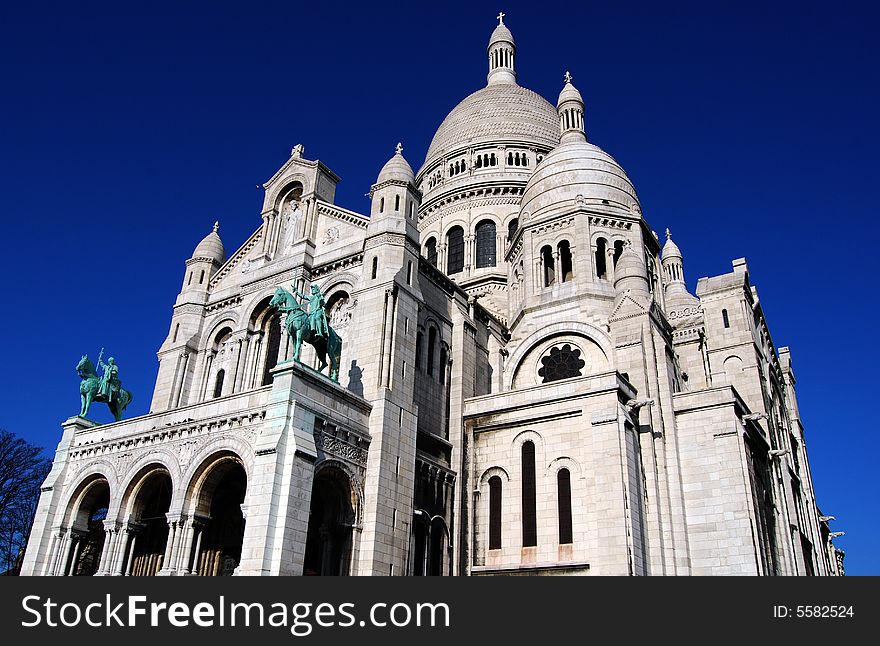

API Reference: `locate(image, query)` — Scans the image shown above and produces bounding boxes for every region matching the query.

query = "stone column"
[66,533,84,575]
[606,246,616,283]
[234,335,252,392]
[51,530,70,576]
[159,516,179,575]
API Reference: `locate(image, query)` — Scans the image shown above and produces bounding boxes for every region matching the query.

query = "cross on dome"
[396,142,404,155]
[665,228,672,240]
[564,71,572,84]
[497,11,505,24]
[213,221,220,233]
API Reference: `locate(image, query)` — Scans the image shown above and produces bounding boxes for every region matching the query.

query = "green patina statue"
[76,352,133,421]
[269,285,342,382]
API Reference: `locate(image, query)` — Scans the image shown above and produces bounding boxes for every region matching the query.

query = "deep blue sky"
[1,1,877,573]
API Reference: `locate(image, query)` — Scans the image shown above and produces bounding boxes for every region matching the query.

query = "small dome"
[662,228,682,260]
[489,22,514,48]
[521,141,640,220]
[193,221,226,264]
[376,143,414,184]
[557,75,583,106]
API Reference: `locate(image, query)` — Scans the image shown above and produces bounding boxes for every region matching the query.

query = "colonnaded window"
[446,226,464,275]
[538,344,586,383]
[541,245,555,286]
[425,237,438,267]
[475,220,497,268]
[559,240,573,282]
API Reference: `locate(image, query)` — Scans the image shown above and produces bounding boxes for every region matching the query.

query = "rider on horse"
[98,356,121,403]
[294,284,329,339]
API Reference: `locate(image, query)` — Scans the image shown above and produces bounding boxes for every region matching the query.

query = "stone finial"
[665,227,672,240]
[395,142,404,155]
[213,221,220,233]
[291,143,305,158]
[497,11,505,24]
[564,70,572,84]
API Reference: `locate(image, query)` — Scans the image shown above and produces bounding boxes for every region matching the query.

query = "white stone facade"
[22,16,841,577]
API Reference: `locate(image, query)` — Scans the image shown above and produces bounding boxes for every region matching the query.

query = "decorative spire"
[395,142,404,155]
[213,221,220,234]
[665,227,671,240]
[487,13,516,86]
[557,70,586,143]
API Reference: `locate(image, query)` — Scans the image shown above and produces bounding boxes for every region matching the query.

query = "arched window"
[507,152,513,166]
[557,468,573,544]
[613,240,625,266]
[415,331,423,370]
[475,156,482,169]
[187,272,193,286]
[488,476,502,550]
[371,256,378,279]
[425,237,438,268]
[595,238,608,279]
[262,315,281,386]
[475,220,497,268]
[446,226,464,275]
[394,194,400,211]
[199,270,205,284]
[213,369,225,399]
[507,218,518,241]
[490,153,497,166]
[380,197,385,213]
[439,344,447,383]
[542,245,555,287]
[521,441,537,547]
[538,344,586,383]
[722,308,730,328]
[427,327,437,376]
[559,240,573,282]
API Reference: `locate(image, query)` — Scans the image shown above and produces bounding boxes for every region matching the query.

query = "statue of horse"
[269,287,343,383]
[76,355,133,422]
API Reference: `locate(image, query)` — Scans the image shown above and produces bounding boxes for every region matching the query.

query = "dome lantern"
[487,12,517,86]
[557,71,586,144]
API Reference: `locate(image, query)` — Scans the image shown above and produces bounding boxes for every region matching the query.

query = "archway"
[126,467,172,576]
[66,476,110,576]
[303,466,355,576]
[189,455,247,576]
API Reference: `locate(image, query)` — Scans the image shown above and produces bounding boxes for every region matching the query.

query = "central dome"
[421,83,560,173]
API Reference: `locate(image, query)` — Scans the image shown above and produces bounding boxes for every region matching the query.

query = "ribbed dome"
[521,141,640,220]
[662,229,682,260]
[421,84,560,172]
[558,80,583,105]
[376,143,414,184]
[489,22,514,47]
[192,222,225,264]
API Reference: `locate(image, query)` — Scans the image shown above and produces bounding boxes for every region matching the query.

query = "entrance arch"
[124,466,173,576]
[65,475,110,576]
[187,452,247,576]
[303,466,356,576]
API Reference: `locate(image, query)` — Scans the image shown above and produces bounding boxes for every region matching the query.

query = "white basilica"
[22,16,843,576]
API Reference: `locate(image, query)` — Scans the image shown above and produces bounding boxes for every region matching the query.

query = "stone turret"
[181,221,225,294]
